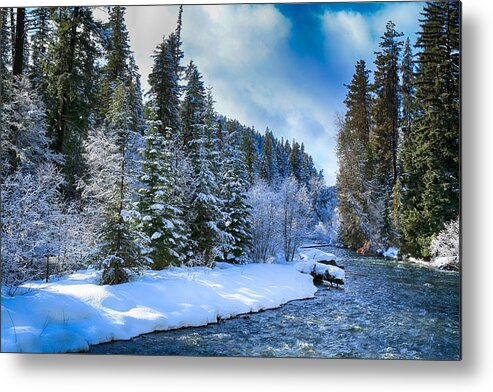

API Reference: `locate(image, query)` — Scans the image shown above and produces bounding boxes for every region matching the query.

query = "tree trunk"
[12,7,25,76]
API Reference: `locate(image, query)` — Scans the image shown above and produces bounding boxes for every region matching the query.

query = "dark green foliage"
[400,2,460,258]
[240,126,257,185]
[288,140,302,184]
[220,138,253,262]
[181,62,227,265]
[148,34,182,135]
[98,6,131,125]
[370,21,403,245]
[180,60,206,150]
[45,7,101,197]
[28,8,53,93]
[0,9,11,116]
[336,60,376,249]
[337,7,460,258]
[12,8,26,76]
[260,129,278,185]
[137,110,188,269]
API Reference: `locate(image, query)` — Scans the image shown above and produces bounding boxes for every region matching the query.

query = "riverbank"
[89,246,460,359]
[1,263,317,353]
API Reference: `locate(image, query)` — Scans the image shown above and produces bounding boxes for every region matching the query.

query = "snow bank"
[431,256,459,271]
[294,260,345,282]
[382,246,399,259]
[1,263,316,353]
[299,248,337,263]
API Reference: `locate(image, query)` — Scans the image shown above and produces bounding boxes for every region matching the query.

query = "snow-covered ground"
[1,263,317,353]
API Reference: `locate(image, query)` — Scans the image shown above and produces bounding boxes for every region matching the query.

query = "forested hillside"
[0,6,337,290]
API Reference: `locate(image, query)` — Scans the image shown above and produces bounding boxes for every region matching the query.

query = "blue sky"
[123,2,425,185]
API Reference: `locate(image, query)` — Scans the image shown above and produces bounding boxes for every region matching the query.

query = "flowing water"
[89,247,460,359]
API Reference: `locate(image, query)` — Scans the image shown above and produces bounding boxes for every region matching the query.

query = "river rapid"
[89,246,460,359]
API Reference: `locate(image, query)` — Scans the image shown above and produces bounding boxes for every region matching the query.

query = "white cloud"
[125,5,180,93]
[322,11,372,57]
[121,3,424,185]
[321,2,424,69]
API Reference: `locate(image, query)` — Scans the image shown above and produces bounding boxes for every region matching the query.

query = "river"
[88,246,460,359]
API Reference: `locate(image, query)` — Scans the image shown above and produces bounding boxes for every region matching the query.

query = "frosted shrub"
[279,177,313,261]
[429,217,460,261]
[1,164,87,293]
[248,180,280,262]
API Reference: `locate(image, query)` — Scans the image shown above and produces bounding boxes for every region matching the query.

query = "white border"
[1,1,492,391]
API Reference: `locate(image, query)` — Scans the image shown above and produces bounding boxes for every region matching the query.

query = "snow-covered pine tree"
[80,84,146,285]
[203,88,223,185]
[136,102,188,269]
[1,76,60,175]
[220,133,253,263]
[180,60,205,150]
[181,62,228,266]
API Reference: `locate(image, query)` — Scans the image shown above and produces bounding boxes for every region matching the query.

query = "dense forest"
[0,6,338,290]
[336,2,460,259]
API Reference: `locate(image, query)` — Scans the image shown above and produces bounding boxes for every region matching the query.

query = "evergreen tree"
[401,37,415,140]
[1,76,59,174]
[0,8,12,126]
[220,135,253,262]
[169,5,184,81]
[181,62,228,265]
[400,2,460,257]
[45,7,101,197]
[81,84,145,285]
[276,137,289,179]
[260,128,277,185]
[370,21,403,245]
[393,37,415,238]
[180,60,206,150]
[240,127,257,185]
[148,35,181,134]
[136,107,188,269]
[288,140,303,183]
[12,8,26,76]
[336,60,377,249]
[98,6,132,124]
[28,8,53,92]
